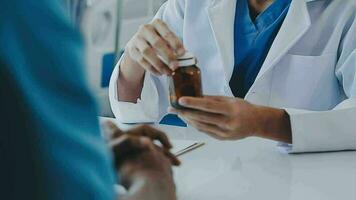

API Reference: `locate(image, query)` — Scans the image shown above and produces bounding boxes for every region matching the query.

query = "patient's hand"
[101,121,179,200]
[118,137,177,200]
[102,121,180,167]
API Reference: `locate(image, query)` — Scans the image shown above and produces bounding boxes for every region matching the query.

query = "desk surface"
[109,119,356,200]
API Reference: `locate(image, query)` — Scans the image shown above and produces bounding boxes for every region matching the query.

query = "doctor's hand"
[169,96,292,143]
[122,18,185,77]
[118,19,185,103]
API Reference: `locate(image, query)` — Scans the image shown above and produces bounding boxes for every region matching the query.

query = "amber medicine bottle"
[169,53,203,109]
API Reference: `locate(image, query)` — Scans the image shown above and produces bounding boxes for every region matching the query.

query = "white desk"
[108,119,356,200]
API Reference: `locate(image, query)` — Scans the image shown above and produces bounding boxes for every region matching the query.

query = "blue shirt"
[0,0,115,199]
[229,0,291,98]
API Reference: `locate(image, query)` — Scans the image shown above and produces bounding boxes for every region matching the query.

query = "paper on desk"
[170,139,204,157]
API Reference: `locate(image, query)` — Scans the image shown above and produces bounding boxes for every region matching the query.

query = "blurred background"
[65,0,167,116]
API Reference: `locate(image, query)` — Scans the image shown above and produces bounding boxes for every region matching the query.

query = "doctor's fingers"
[179,97,234,115]
[135,37,172,75]
[152,19,185,56]
[204,95,238,102]
[185,119,230,141]
[172,108,231,130]
[129,47,161,76]
[138,24,177,69]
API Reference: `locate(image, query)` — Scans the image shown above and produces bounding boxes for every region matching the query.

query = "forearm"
[255,106,292,144]
[118,55,145,103]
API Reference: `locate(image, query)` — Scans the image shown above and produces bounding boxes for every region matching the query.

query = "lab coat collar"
[255,0,312,81]
[207,0,236,83]
[207,0,314,92]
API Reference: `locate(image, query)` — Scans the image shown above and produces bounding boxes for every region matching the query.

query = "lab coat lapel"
[254,0,312,81]
[207,0,236,83]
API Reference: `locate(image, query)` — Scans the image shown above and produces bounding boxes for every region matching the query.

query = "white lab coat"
[109,0,356,153]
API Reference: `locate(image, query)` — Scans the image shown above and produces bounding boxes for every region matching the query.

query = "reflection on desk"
[102,117,356,200]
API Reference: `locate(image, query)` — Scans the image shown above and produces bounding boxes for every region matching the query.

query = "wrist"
[120,53,145,82]
[117,54,146,102]
[254,106,292,143]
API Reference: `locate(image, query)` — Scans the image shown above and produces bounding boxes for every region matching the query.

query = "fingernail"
[177,48,185,56]
[178,98,187,105]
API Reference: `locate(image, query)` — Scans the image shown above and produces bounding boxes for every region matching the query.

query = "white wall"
[119,0,166,51]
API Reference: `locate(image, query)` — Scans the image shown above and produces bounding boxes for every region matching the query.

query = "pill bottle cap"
[177,52,197,67]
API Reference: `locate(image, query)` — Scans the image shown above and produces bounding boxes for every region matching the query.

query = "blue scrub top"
[0,0,115,199]
[229,0,291,98]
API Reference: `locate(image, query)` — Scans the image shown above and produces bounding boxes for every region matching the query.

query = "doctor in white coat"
[109,0,356,153]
